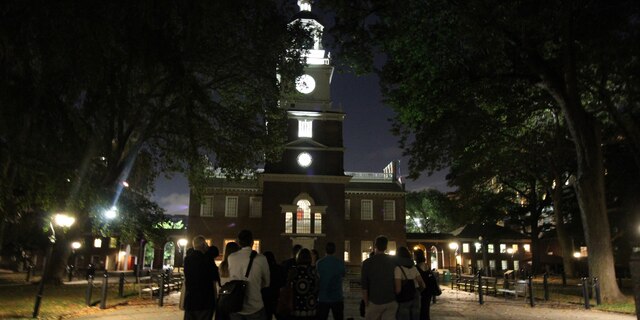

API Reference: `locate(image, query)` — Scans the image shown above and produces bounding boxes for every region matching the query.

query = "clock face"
[295,74,316,94]
[297,152,312,167]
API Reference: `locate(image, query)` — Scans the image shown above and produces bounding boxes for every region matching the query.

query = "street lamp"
[33,212,75,318]
[448,242,459,271]
[178,238,188,270]
[104,206,117,220]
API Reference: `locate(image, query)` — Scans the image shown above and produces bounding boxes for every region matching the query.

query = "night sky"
[152,71,451,216]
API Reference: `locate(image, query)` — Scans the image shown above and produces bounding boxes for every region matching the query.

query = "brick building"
[186,1,405,268]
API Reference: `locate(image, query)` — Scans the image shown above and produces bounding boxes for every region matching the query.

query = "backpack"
[217,251,257,314]
[417,266,441,297]
[395,266,417,302]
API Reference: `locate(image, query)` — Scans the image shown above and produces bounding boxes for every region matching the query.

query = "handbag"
[276,284,293,315]
[395,266,417,302]
[418,266,441,296]
[217,251,257,314]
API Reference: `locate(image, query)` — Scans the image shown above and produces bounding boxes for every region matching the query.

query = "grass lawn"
[0,282,140,319]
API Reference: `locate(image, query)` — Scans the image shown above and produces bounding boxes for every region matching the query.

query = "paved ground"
[67,286,636,320]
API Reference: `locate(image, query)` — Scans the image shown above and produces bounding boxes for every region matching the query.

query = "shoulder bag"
[217,251,257,314]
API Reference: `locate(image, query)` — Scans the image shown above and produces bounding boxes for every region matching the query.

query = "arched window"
[143,242,154,269]
[163,242,175,270]
[282,193,326,235]
[296,200,311,233]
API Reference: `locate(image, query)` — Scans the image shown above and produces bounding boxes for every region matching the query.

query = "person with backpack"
[394,247,425,320]
[414,249,440,320]
[227,230,270,320]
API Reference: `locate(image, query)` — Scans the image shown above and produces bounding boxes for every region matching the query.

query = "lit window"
[361,240,373,262]
[500,244,507,253]
[225,196,238,217]
[285,212,293,233]
[296,200,311,233]
[361,200,373,220]
[298,119,313,138]
[474,242,482,252]
[344,240,350,262]
[462,243,470,253]
[523,244,531,252]
[580,246,588,257]
[488,244,495,253]
[109,237,118,249]
[314,213,322,234]
[387,241,397,255]
[476,260,484,269]
[501,260,508,270]
[489,260,496,270]
[383,200,395,220]
[344,199,350,220]
[512,244,519,252]
[252,240,261,253]
[250,197,262,218]
[201,196,214,217]
[514,260,520,270]
[94,238,102,248]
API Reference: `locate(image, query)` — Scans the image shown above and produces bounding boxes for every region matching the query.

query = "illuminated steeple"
[291,0,329,65]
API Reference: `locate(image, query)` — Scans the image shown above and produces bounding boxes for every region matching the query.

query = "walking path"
[69,286,636,320]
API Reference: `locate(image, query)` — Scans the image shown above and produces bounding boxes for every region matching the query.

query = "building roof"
[406,233,454,241]
[450,224,529,241]
[346,181,404,193]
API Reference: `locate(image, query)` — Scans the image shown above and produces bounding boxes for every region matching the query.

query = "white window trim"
[361,199,373,220]
[250,197,262,218]
[383,200,395,221]
[225,196,238,217]
[200,196,214,217]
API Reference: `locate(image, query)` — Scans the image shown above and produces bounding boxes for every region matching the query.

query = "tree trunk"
[551,185,575,277]
[42,236,71,285]
[564,110,625,302]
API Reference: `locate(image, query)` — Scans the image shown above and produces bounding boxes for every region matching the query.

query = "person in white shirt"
[227,230,270,320]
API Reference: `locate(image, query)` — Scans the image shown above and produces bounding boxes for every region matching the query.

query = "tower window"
[285,212,293,233]
[298,119,313,138]
[314,213,322,234]
[344,199,351,220]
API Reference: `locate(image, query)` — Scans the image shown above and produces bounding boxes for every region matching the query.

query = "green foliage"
[405,189,460,233]
[1,0,308,252]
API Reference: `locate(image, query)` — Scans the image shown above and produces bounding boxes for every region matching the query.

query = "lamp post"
[178,238,188,271]
[478,236,489,276]
[33,213,75,318]
[448,242,459,271]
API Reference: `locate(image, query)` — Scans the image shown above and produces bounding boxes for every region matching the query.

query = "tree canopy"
[1,0,307,279]
[322,0,639,302]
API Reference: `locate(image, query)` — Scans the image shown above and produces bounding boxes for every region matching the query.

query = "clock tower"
[261,0,349,251]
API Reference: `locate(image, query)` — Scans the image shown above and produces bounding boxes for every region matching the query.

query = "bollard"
[118,273,125,298]
[478,272,484,305]
[581,277,590,309]
[543,273,549,301]
[100,273,108,309]
[561,271,567,287]
[25,265,32,283]
[86,275,94,306]
[67,265,73,282]
[158,274,165,307]
[593,277,601,306]
[528,276,535,307]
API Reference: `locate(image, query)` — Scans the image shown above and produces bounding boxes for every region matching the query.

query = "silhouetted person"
[316,242,345,320]
[184,236,216,320]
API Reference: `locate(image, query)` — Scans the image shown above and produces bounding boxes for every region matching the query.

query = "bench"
[138,276,159,298]
[497,280,528,301]
[454,275,498,295]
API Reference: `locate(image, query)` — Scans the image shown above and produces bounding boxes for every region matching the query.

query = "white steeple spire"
[298,0,312,12]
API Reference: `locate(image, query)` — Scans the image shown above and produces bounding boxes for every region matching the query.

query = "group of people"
[361,235,441,320]
[182,230,346,320]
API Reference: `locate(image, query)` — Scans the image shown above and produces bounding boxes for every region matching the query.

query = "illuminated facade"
[187,1,406,266]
